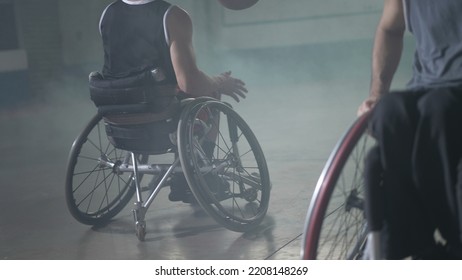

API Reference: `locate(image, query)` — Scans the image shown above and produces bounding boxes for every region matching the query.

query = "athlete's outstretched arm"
[167,6,247,102]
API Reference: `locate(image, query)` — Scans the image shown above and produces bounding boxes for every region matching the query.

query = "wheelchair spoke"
[77,168,112,210]
[178,99,270,232]
[66,114,138,225]
[303,114,371,259]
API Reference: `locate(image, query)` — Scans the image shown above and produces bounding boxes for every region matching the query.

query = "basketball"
[218,0,259,10]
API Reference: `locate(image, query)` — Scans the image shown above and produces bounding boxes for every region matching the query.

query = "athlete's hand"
[215,71,248,102]
[357,94,380,117]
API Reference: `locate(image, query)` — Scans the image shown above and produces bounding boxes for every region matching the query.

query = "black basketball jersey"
[100,0,176,84]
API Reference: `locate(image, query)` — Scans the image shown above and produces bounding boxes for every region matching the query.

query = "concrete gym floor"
[0,80,365,260]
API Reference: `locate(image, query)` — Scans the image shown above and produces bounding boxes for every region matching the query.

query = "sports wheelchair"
[301,110,462,260]
[301,112,373,259]
[65,71,271,241]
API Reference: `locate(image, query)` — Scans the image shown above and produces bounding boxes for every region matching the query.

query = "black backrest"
[88,71,179,154]
[90,71,153,105]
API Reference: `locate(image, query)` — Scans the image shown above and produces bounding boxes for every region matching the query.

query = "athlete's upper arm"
[379,0,406,35]
[166,6,193,46]
[165,6,200,89]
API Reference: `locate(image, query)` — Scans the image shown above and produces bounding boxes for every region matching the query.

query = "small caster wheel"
[135,222,146,241]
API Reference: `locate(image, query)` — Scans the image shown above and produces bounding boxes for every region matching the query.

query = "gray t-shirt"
[403,0,462,88]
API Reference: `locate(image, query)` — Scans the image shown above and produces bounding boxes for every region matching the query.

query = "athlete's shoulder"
[166,5,192,25]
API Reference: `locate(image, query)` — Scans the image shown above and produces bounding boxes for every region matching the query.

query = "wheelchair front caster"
[135,222,146,241]
[133,203,147,241]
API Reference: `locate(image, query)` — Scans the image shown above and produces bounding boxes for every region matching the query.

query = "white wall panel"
[222,0,381,25]
[220,13,380,50]
[217,0,383,50]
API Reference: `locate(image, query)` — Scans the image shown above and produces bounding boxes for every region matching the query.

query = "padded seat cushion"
[105,118,177,154]
[89,71,181,125]
[88,71,181,153]
[89,71,179,108]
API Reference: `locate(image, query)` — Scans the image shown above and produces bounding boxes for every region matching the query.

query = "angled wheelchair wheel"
[178,98,271,232]
[65,114,146,225]
[302,113,373,259]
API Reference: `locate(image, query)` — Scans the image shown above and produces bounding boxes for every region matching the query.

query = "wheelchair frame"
[65,97,271,241]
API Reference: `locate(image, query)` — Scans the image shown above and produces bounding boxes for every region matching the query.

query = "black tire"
[178,99,271,232]
[302,113,373,259]
[65,114,146,225]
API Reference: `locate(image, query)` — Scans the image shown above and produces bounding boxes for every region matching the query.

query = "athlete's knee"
[370,91,412,136]
[417,89,457,124]
[374,91,408,118]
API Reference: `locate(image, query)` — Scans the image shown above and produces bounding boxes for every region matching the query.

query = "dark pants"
[367,86,462,259]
